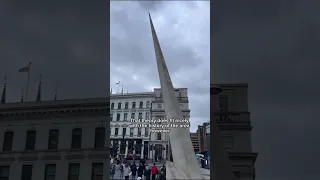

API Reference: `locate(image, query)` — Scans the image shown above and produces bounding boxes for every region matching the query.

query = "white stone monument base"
[166,161,210,180]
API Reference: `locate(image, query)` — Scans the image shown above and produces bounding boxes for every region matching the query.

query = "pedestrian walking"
[110,165,115,180]
[144,165,151,180]
[151,163,158,180]
[130,162,137,180]
[120,162,124,179]
[159,165,166,180]
[124,163,131,180]
[137,163,144,179]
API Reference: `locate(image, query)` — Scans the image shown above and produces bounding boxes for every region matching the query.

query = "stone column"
[141,142,144,158]
[125,140,128,156]
[133,140,136,154]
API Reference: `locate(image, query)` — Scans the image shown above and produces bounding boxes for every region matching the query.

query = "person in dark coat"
[137,163,144,179]
[130,162,137,180]
[159,165,166,180]
[144,165,151,180]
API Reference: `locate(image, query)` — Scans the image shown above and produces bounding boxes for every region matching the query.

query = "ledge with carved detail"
[0,148,109,162]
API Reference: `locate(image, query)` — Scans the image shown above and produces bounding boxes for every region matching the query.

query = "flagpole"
[25,62,31,101]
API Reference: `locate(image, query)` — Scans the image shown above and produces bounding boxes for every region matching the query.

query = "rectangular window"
[115,128,118,136]
[2,131,13,151]
[71,128,82,149]
[25,130,36,151]
[146,101,150,108]
[132,102,136,109]
[145,128,148,136]
[116,113,120,121]
[111,103,114,110]
[94,127,105,148]
[219,96,229,111]
[138,113,142,119]
[68,163,80,180]
[44,164,56,180]
[124,113,128,121]
[117,103,121,109]
[131,113,135,120]
[125,102,128,109]
[157,104,162,109]
[110,114,113,121]
[91,163,103,180]
[145,112,149,119]
[222,135,233,151]
[138,128,141,136]
[48,129,59,150]
[21,165,33,180]
[122,128,126,137]
[0,166,10,180]
[130,128,134,136]
[157,132,161,140]
[139,102,143,108]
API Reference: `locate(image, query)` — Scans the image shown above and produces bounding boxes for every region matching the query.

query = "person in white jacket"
[123,163,131,180]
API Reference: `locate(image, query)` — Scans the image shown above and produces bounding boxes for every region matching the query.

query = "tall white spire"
[149,13,204,179]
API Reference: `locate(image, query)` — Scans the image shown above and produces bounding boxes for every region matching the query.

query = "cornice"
[110,93,155,100]
[0,98,109,119]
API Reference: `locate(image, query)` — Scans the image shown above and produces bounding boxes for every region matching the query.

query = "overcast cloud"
[110,1,210,133]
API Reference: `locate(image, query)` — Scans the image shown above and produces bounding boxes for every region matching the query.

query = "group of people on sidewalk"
[111,159,166,180]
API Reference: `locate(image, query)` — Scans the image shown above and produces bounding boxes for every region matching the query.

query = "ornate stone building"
[0,97,109,180]
[212,83,258,180]
[110,92,154,159]
[149,88,190,160]
[110,88,190,160]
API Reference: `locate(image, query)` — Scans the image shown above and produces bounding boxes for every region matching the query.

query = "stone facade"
[213,83,258,180]
[110,92,154,159]
[109,88,190,161]
[0,98,109,180]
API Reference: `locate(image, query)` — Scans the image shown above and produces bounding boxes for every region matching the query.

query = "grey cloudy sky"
[212,0,319,179]
[110,1,210,133]
[0,0,109,101]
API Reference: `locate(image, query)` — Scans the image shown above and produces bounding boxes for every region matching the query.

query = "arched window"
[94,127,105,148]
[48,129,59,150]
[71,128,82,149]
[25,130,36,150]
[2,131,14,151]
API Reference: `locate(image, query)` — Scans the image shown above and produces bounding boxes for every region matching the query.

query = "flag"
[116,81,120,85]
[18,62,31,72]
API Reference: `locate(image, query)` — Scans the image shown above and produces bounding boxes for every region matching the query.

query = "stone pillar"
[125,140,128,156]
[118,140,121,159]
[133,140,136,155]
[141,143,144,158]
[163,146,166,159]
